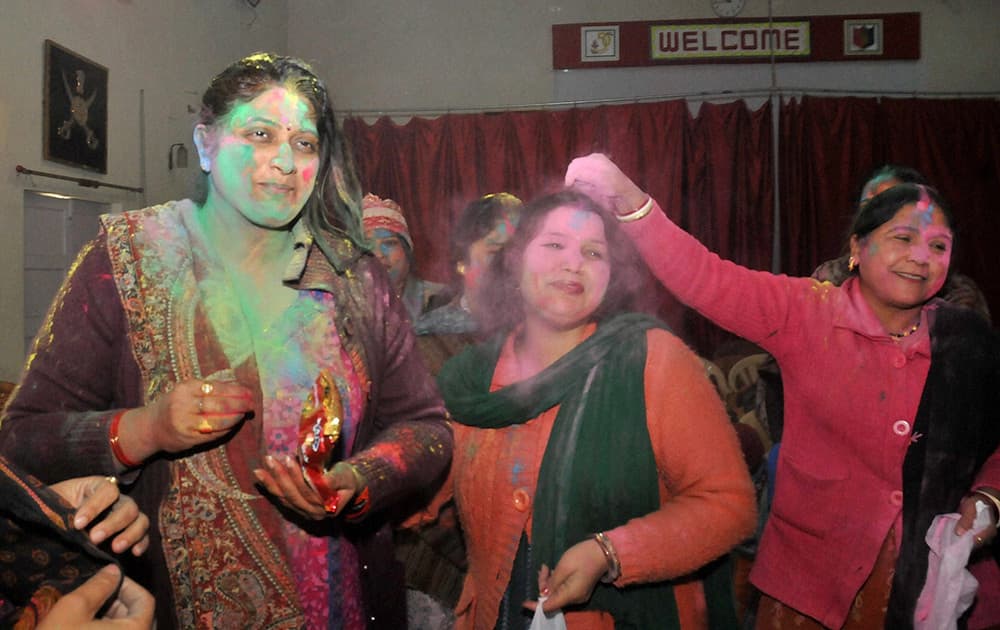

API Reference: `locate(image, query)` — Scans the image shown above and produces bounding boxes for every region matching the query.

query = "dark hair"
[476,189,644,335]
[849,183,954,242]
[857,164,927,203]
[195,53,365,256]
[446,193,523,288]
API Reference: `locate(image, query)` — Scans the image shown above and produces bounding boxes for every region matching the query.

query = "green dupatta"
[440,312,737,629]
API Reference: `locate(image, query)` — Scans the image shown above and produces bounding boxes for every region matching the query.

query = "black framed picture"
[43,40,108,173]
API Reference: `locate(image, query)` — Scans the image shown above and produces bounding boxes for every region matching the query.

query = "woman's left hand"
[525,538,608,614]
[254,456,359,520]
[49,476,151,556]
[956,489,999,548]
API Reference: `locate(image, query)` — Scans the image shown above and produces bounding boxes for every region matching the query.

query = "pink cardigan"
[621,204,1000,628]
[424,326,756,630]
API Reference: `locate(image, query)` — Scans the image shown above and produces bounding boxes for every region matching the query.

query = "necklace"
[889,320,921,339]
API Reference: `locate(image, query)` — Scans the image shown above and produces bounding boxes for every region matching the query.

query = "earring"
[200,159,210,173]
[848,256,857,272]
[456,262,466,276]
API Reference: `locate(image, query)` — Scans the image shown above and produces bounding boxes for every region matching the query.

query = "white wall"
[0,0,288,381]
[289,0,1000,113]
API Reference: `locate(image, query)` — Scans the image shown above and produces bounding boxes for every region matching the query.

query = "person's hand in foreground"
[37,564,155,629]
[50,475,150,556]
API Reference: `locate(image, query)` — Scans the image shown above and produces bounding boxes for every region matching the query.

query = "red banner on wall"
[553,12,919,69]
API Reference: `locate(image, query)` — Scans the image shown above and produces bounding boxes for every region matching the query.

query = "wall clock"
[711,0,746,18]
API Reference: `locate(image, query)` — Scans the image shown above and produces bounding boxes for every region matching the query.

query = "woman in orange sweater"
[431,189,756,629]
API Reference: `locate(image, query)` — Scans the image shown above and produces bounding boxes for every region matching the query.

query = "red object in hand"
[298,371,343,502]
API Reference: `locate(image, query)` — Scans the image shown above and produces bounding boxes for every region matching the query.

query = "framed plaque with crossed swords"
[43,40,108,173]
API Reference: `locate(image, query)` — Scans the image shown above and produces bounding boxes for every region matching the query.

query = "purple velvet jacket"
[0,202,452,629]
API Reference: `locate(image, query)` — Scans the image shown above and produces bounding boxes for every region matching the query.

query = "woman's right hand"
[564,153,649,216]
[120,379,255,461]
[37,564,155,629]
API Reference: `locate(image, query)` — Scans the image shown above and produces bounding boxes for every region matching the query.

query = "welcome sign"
[552,13,919,69]
[650,21,810,60]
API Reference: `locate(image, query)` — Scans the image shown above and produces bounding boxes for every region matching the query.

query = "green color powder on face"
[193,85,321,365]
[203,85,320,231]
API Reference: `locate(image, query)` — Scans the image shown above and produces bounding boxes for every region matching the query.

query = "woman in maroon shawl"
[0,53,451,629]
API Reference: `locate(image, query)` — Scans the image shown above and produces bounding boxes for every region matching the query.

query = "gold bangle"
[593,531,621,583]
[972,489,1000,522]
[615,196,654,223]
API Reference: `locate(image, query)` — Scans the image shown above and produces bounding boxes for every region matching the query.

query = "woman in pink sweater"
[564,154,1000,629]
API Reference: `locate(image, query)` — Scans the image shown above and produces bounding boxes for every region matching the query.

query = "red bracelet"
[109,411,141,468]
[344,486,371,522]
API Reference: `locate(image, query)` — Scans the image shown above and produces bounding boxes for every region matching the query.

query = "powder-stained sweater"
[620,202,1000,629]
[432,325,756,630]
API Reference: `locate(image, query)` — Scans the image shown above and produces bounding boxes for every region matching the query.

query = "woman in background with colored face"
[369,228,411,288]
[0,53,452,629]
[419,189,756,629]
[414,192,522,337]
[399,192,523,629]
[361,194,447,321]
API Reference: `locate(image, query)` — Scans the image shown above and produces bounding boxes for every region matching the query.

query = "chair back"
[701,358,732,400]
[727,353,770,393]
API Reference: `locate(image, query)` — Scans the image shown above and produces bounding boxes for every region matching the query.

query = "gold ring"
[105,476,118,485]
[201,381,214,395]
[975,535,985,545]
[197,419,213,434]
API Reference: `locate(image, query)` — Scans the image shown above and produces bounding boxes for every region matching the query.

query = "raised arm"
[565,153,811,346]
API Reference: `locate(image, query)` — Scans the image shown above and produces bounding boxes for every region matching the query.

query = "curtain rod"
[344,86,1000,119]
[15,165,144,194]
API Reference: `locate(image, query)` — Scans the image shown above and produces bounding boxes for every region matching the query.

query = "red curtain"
[344,95,1000,351]
[343,99,774,354]
[779,96,1000,319]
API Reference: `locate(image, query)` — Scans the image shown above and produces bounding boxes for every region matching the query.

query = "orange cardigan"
[425,326,756,630]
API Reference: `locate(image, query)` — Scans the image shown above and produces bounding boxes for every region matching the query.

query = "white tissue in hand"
[529,596,568,630]
[914,501,993,630]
